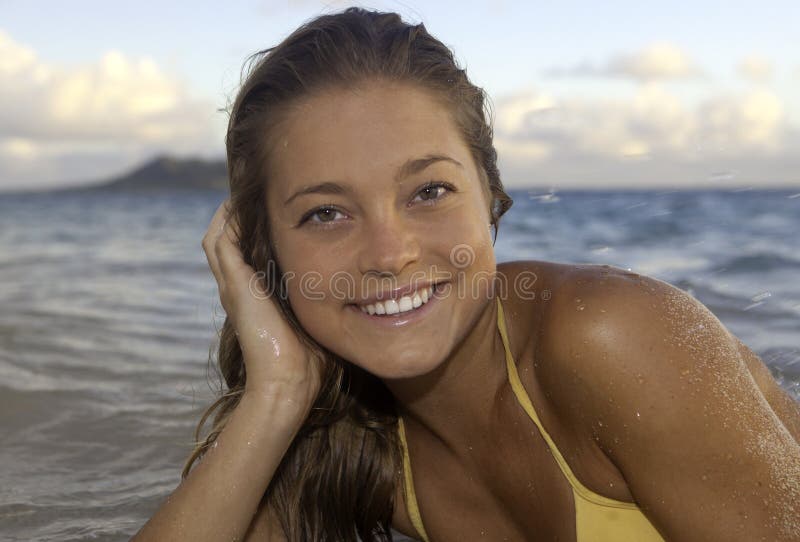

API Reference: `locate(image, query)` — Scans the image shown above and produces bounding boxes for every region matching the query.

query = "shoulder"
[532,261,747,436]
[533,263,800,539]
[534,262,749,421]
[495,262,662,432]
[536,262,714,364]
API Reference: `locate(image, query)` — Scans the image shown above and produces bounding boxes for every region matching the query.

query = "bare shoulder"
[535,262,800,441]
[534,263,800,540]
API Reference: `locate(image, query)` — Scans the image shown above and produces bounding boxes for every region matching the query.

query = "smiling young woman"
[132,7,800,542]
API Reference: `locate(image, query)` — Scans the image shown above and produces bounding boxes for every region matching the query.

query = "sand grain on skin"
[661,287,800,538]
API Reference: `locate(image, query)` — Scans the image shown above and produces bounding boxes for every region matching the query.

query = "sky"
[1,0,799,192]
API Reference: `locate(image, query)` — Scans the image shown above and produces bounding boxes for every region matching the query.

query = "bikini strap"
[496,297,638,507]
[397,416,431,542]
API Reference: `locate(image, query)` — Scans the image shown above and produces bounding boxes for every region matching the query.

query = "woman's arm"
[541,266,800,541]
[242,498,289,542]
[133,199,320,540]
[731,336,800,444]
[131,391,305,542]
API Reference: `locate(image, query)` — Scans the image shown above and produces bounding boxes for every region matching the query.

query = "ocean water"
[0,187,798,541]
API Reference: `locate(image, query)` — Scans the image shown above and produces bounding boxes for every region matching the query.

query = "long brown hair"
[182,7,513,541]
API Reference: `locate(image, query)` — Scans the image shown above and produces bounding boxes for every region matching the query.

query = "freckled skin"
[258,80,800,540]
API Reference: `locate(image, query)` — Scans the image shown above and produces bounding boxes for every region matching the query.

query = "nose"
[357,212,421,277]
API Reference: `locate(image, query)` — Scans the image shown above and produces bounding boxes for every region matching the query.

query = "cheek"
[284,280,337,347]
[458,210,495,264]
[456,207,497,298]
[272,228,351,282]
[431,195,493,246]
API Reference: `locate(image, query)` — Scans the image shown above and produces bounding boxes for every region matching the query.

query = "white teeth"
[358,285,435,316]
[385,299,399,315]
[398,296,413,312]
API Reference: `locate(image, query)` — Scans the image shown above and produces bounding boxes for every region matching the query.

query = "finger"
[205,198,231,238]
[215,218,255,293]
[223,210,242,242]
[202,199,231,285]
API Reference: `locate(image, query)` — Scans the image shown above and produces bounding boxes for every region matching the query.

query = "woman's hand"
[201,198,321,412]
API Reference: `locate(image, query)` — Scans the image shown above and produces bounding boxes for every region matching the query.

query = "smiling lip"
[352,280,440,307]
[347,282,445,328]
[348,284,443,327]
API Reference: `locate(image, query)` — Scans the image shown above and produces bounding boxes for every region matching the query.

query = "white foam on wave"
[630,254,711,276]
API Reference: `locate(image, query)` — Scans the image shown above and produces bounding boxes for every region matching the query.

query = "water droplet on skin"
[575,297,582,303]
[577,305,586,311]
[255,328,281,358]
[636,412,641,419]
[270,337,280,358]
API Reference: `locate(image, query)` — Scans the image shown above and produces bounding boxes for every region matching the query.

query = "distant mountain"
[79,155,228,192]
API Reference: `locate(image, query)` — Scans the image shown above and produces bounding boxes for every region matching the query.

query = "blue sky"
[1,0,799,191]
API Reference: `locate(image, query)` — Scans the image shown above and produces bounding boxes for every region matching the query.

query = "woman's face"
[265,80,496,379]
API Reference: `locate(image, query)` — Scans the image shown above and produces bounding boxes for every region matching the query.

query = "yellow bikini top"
[396,297,665,541]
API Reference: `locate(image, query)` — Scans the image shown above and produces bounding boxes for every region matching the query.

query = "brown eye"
[299,205,347,226]
[419,185,444,201]
[413,181,455,204]
[315,208,337,221]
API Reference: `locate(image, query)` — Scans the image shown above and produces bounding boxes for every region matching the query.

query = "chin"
[354,348,445,380]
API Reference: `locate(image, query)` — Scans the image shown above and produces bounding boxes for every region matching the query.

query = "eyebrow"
[283,154,463,206]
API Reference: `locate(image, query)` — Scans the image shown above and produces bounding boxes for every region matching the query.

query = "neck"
[383,295,509,455]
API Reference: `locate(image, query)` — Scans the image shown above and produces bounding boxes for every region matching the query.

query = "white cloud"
[0,137,37,160]
[545,43,700,82]
[0,30,222,190]
[493,84,798,188]
[698,90,783,152]
[608,43,698,81]
[738,55,773,82]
